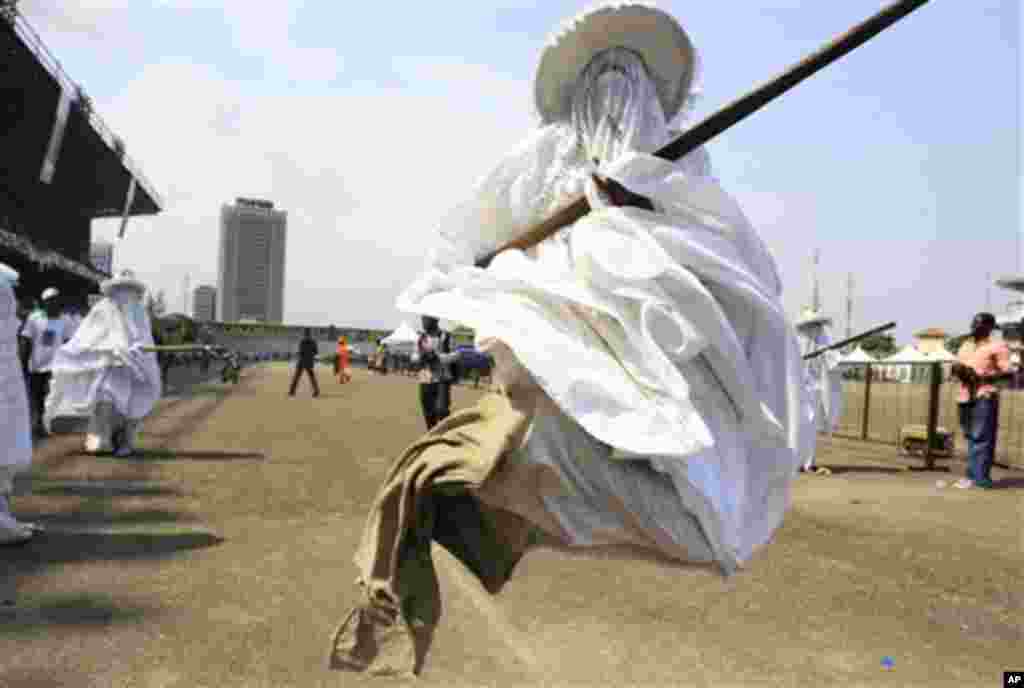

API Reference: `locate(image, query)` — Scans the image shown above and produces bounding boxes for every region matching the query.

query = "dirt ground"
[2,365,1021,688]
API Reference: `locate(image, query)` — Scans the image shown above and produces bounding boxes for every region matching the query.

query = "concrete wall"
[205,332,373,359]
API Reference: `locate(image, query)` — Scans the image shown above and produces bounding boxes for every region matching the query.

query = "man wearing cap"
[951,312,1012,489]
[19,286,67,437]
[794,309,844,475]
[330,3,803,676]
[0,264,38,545]
[44,271,162,457]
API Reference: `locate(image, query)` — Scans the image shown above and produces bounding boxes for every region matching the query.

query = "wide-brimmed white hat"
[100,269,146,297]
[795,308,833,330]
[534,2,698,125]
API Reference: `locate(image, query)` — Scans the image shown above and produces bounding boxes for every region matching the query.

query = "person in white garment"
[20,286,67,437]
[0,263,38,545]
[795,309,844,475]
[44,270,162,457]
[330,3,804,676]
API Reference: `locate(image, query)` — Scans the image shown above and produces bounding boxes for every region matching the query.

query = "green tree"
[859,333,898,358]
[945,334,968,355]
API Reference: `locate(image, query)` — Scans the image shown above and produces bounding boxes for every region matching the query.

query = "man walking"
[19,287,66,437]
[415,315,457,429]
[289,328,320,397]
[952,312,1012,489]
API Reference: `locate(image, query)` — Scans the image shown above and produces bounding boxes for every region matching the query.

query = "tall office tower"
[216,198,287,323]
[90,240,114,275]
[192,284,217,322]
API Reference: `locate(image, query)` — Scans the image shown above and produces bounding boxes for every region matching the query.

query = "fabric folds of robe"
[798,327,845,469]
[0,281,32,494]
[398,145,804,567]
[44,297,161,430]
[331,393,538,677]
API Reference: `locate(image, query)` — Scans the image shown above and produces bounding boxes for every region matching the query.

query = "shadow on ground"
[0,669,66,688]
[15,508,201,528]
[4,530,222,565]
[0,592,157,637]
[119,449,265,462]
[817,464,907,475]
[18,480,186,498]
[140,376,255,449]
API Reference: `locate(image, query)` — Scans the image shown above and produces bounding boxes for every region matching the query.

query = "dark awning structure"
[0,7,163,306]
[1,13,163,220]
[0,225,109,283]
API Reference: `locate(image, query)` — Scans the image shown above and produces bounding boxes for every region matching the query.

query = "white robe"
[0,279,32,495]
[398,121,804,571]
[797,327,844,470]
[44,289,162,431]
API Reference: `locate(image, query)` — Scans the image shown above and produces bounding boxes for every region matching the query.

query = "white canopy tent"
[838,346,877,365]
[884,345,930,383]
[885,345,930,363]
[926,348,957,363]
[381,321,419,352]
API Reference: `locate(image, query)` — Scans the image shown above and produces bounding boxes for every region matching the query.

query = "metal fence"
[834,363,1024,469]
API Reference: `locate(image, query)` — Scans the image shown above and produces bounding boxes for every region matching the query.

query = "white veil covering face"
[398,36,803,568]
[0,270,32,495]
[44,281,162,430]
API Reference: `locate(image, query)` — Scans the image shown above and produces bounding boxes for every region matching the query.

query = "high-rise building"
[89,240,114,275]
[216,198,287,323]
[192,284,217,322]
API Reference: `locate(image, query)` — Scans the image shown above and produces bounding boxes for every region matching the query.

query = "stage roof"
[1,13,163,221]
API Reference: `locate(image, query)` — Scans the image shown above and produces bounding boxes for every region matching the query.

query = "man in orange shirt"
[952,313,1013,489]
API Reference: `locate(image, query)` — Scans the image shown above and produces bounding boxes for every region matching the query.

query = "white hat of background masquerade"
[534,2,698,125]
[100,269,146,297]
[0,262,18,287]
[41,287,59,301]
[795,308,833,331]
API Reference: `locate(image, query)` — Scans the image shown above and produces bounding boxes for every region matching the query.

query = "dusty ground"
[2,365,1021,688]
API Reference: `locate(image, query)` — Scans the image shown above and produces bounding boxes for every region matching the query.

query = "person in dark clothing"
[415,316,458,429]
[289,328,320,397]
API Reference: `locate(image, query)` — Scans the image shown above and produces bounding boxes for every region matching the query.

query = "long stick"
[475,0,931,269]
[142,344,212,354]
[803,321,896,360]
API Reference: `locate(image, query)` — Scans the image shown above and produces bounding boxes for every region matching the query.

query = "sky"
[14,0,1022,342]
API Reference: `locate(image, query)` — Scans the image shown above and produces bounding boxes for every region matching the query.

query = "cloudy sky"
[16,0,1021,341]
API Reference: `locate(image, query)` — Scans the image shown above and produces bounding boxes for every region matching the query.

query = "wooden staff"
[474,0,931,269]
[141,344,212,354]
[803,321,896,360]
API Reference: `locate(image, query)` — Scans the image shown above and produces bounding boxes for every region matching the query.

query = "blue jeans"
[958,397,999,482]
